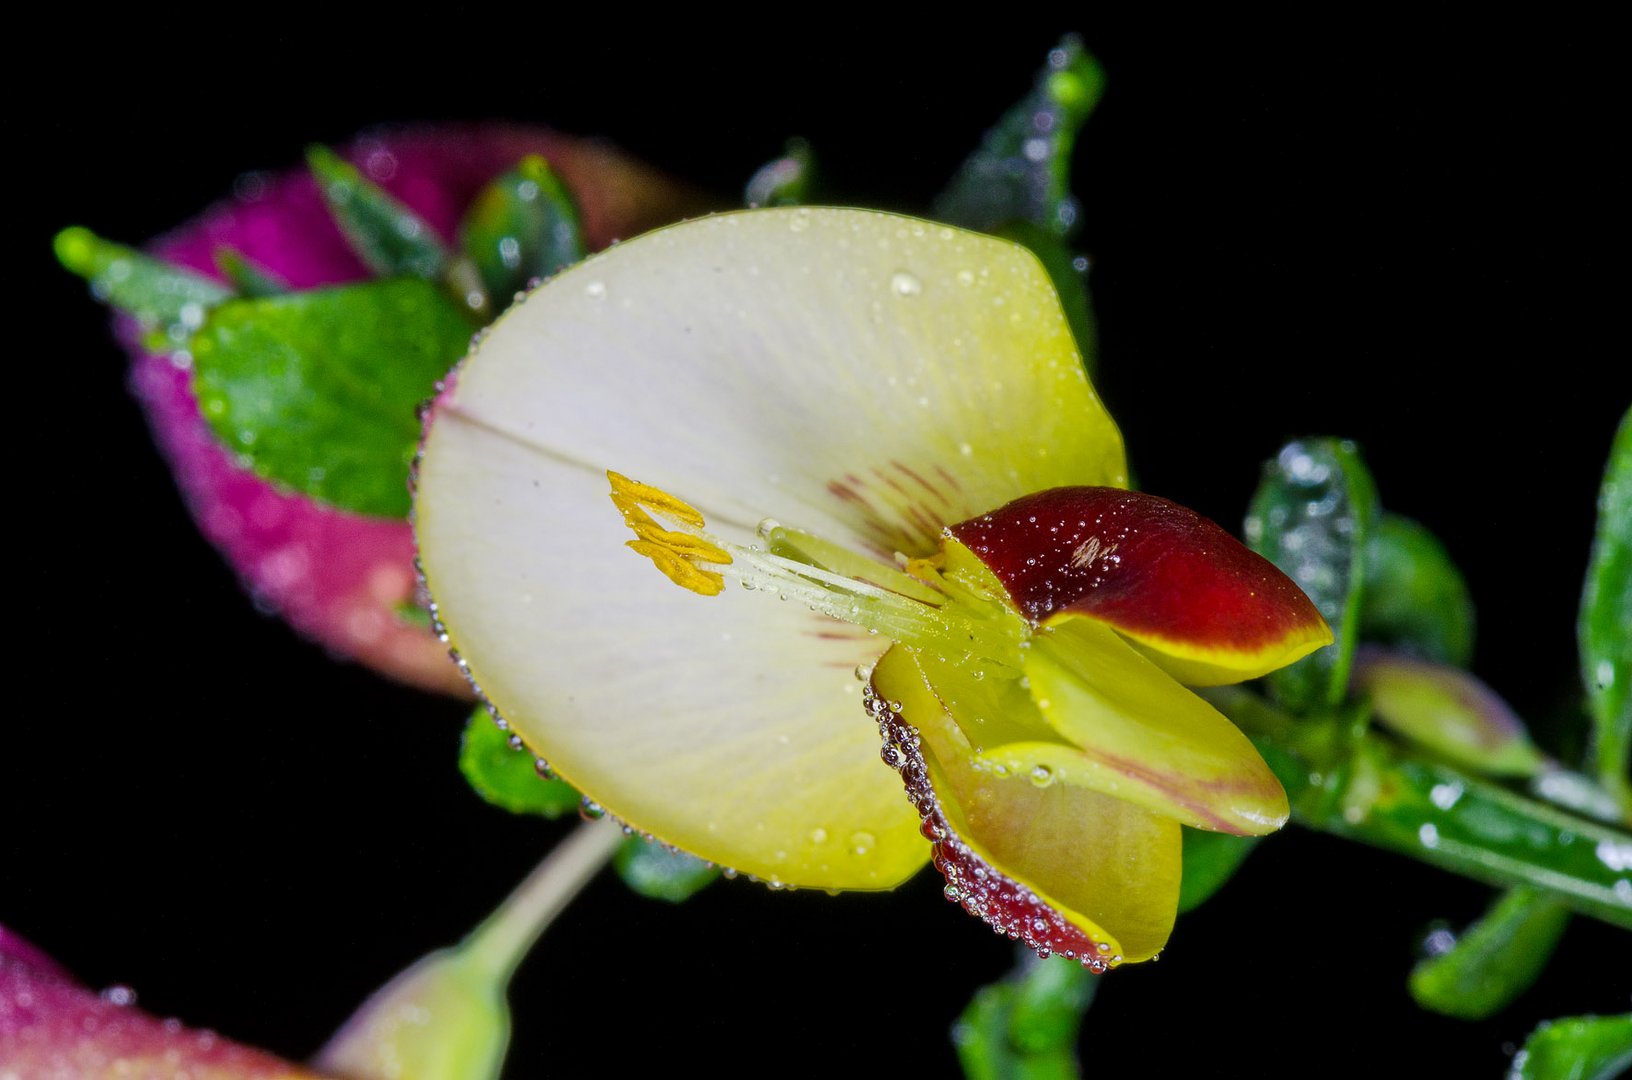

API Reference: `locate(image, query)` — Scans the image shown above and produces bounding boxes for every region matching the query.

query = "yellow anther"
[609,471,732,597]
[607,471,707,528]
[626,541,727,596]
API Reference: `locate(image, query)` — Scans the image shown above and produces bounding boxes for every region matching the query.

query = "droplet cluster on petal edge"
[864,682,1120,971]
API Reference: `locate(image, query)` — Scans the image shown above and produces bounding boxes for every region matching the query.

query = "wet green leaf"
[459,707,582,818]
[1177,830,1260,913]
[460,155,585,310]
[1361,513,1475,666]
[1580,407,1632,811]
[307,144,449,279]
[189,278,473,518]
[935,35,1105,238]
[613,839,717,903]
[54,226,231,349]
[1513,1013,1632,1080]
[1408,885,1570,1019]
[1245,438,1379,713]
[214,248,288,297]
[953,952,1094,1080]
[745,138,815,208]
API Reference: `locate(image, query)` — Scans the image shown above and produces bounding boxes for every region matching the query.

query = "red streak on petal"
[893,460,950,506]
[950,487,1322,654]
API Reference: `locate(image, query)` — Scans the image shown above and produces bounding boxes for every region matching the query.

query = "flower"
[0,924,325,1077]
[83,125,705,695]
[414,207,1330,965]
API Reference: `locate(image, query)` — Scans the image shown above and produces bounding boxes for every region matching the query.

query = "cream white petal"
[416,208,1126,887]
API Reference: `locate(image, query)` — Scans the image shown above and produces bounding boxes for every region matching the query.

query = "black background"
[11,20,1630,1078]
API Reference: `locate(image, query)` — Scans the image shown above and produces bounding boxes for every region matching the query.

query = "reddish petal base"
[865,686,1121,972]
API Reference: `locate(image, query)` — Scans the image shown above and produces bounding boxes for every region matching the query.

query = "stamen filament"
[607,470,1027,674]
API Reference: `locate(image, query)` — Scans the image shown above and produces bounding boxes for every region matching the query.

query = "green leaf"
[458,707,582,818]
[953,953,1094,1080]
[1361,513,1476,666]
[460,155,586,311]
[1580,407,1632,811]
[54,226,231,348]
[1513,1013,1632,1080]
[744,138,815,208]
[214,248,288,298]
[935,35,1105,238]
[1408,885,1570,1019]
[1177,829,1261,913]
[307,144,449,280]
[189,277,473,518]
[613,838,718,903]
[1245,438,1379,713]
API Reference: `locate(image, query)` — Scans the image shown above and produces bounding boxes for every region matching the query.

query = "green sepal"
[1408,885,1570,1019]
[934,35,1105,238]
[54,226,232,349]
[307,144,449,280]
[459,155,586,312]
[1245,438,1379,713]
[1580,407,1632,811]
[1177,830,1260,913]
[1512,1013,1632,1080]
[1354,652,1547,778]
[613,838,718,903]
[189,277,473,519]
[458,707,582,818]
[1361,513,1475,667]
[953,952,1096,1080]
[994,221,1097,381]
[214,248,288,297]
[744,138,815,208]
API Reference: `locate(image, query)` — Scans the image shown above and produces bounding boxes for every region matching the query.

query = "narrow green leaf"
[613,838,718,903]
[1007,955,1097,1055]
[1361,513,1476,666]
[214,248,288,297]
[1245,438,1379,712]
[953,952,1093,1080]
[1178,830,1261,913]
[459,707,582,818]
[54,226,231,347]
[307,144,448,279]
[1513,1013,1632,1080]
[1408,885,1570,1019]
[744,138,815,208]
[1580,407,1632,811]
[935,35,1105,238]
[459,155,586,311]
[1312,754,1631,929]
[189,278,473,518]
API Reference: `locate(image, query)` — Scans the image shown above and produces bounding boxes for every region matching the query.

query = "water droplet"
[956,269,976,286]
[890,271,922,297]
[788,211,811,232]
[809,827,828,845]
[584,280,607,299]
[579,797,606,821]
[533,758,554,779]
[100,985,137,1007]
[849,831,876,856]
[756,518,781,539]
[1029,764,1055,787]
[1418,822,1439,848]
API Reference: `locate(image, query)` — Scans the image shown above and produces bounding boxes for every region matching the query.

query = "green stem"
[1209,687,1632,931]
[462,819,625,985]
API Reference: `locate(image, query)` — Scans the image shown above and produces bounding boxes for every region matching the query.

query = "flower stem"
[462,818,625,986]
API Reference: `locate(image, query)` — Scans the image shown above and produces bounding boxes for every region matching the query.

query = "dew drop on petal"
[890,271,923,297]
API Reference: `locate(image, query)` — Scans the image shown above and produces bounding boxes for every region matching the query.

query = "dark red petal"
[949,486,1330,683]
